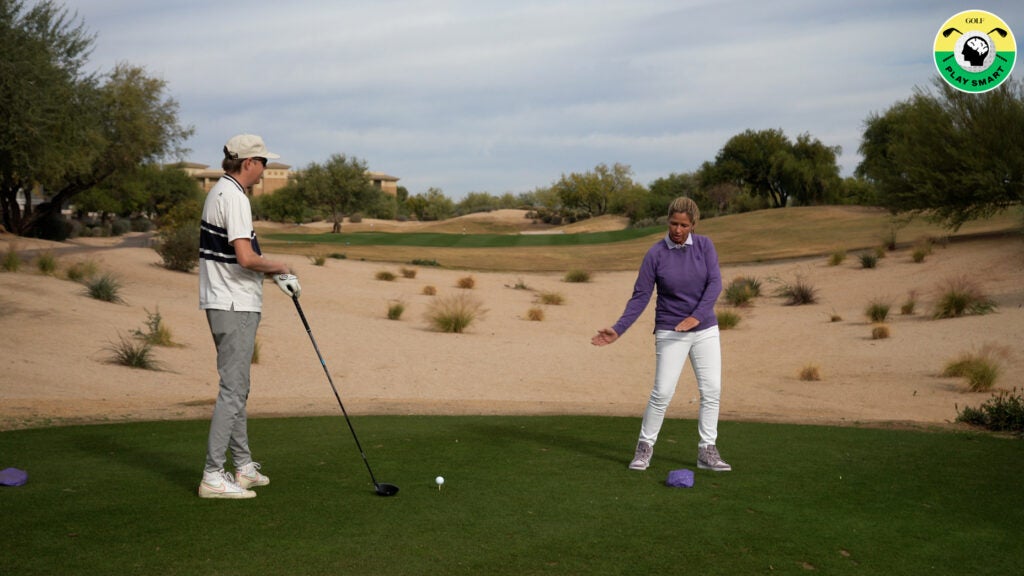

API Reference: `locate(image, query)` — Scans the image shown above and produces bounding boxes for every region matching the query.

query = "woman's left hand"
[675,317,700,332]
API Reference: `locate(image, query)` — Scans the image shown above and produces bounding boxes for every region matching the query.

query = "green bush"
[66,259,99,283]
[859,253,878,269]
[828,250,846,266]
[2,246,21,272]
[957,388,1024,434]
[111,219,131,236]
[132,308,175,347]
[537,291,565,305]
[154,223,199,272]
[943,348,1003,392]
[387,300,406,320]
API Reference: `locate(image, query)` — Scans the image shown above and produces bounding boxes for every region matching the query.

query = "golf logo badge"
[934,10,1016,93]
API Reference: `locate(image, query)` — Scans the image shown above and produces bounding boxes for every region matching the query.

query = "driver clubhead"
[375,483,400,497]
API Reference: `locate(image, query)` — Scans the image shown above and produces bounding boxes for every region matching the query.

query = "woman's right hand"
[591,327,619,346]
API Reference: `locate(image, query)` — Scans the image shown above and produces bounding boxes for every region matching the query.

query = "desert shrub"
[900,290,918,315]
[537,291,565,305]
[828,250,846,266]
[400,267,418,279]
[775,276,818,305]
[66,259,99,283]
[829,309,843,322]
[411,258,440,267]
[912,247,928,263]
[799,364,821,381]
[865,299,890,323]
[106,334,158,370]
[329,252,347,259]
[348,213,363,224]
[154,223,200,272]
[86,273,124,303]
[36,251,57,275]
[310,254,327,266]
[716,308,741,330]
[871,324,890,340]
[510,278,529,290]
[422,285,437,296]
[2,246,21,272]
[933,276,996,319]
[564,269,591,283]
[110,219,131,237]
[874,246,887,259]
[724,276,760,307]
[132,308,175,347]
[859,253,878,269]
[130,217,154,232]
[956,388,1024,434]
[526,307,544,321]
[943,347,1006,392]
[425,293,485,333]
[387,299,406,320]
[376,270,397,281]
[457,275,476,289]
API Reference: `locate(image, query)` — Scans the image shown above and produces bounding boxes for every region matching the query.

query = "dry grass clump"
[106,334,159,370]
[387,299,406,320]
[309,254,327,266]
[86,273,124,303]
[774,275,818,306]
[828,250,846,266]
[400,267,418,279]
[425,293,486,333]
[900,290,919,315]
[563,269,591,283]
[526,307,544,321]
[132,308,176,347]
[66,259,99,282]
[537,291,565,305]
[799,364,822,381]
[2,245,21,272]
[828,309,843,322]
[457,275,476,289]
[36,251,58,275]
[375,270,397,281]
[859,252,878,269]
[943,345,1008,392]
[422,285,437,296]
[865,298,890,323]
[932,276,996,319]
[723,276,760,307]
[871,324,890,340]
[716,308,741,330]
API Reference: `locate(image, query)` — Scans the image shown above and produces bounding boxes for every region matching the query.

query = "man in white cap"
[197,134,301,499]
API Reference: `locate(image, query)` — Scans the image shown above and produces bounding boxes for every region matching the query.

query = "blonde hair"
[667,197,700,225]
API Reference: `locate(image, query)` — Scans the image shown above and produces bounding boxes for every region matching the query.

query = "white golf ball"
[435,476,445,485]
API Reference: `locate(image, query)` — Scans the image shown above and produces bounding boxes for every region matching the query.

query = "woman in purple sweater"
[592,197,731,472]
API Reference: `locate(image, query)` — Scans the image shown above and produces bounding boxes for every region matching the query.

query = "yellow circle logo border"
[934,9,1016,93]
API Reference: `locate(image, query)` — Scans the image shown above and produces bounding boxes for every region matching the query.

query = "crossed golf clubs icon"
[941,27,1010,65]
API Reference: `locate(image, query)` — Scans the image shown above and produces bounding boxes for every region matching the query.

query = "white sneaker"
[198,470,257,499]
[628,441,653,470]
[697,445,732,472]
[236,462,270,489]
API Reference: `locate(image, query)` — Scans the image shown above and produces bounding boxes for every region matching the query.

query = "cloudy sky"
[75,1,1022,199]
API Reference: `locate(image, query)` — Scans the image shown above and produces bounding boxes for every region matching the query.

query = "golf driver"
[291,295,399,497]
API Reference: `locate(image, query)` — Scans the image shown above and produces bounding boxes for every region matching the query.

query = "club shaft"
[292,296,381,487]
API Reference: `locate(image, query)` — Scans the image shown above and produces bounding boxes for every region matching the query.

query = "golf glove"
[274,273,301,298]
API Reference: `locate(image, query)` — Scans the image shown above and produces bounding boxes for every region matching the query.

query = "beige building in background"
[174,163,399,197]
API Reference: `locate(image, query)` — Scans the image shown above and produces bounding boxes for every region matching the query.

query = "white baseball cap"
[224,134,280,160]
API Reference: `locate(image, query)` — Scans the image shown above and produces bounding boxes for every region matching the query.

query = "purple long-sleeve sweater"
[611,233,722,336]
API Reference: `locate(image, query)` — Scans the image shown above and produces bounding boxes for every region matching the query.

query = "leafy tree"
[645,172,704,220]
[298,154,381,233]
[75,163,202,221]
[552,163,644,217]
[251,182,314,224]
[705,128,841,208]
[857,77,1024,230]
[0,1,192,237]
[405,188,455,221]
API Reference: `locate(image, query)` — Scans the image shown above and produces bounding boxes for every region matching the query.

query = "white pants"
[639,326,722,448]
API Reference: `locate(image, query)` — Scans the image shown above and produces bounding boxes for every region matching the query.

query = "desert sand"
[1,210,1021,432]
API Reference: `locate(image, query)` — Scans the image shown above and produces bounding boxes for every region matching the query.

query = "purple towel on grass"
[665,468,694,488]
[0,468,28,487]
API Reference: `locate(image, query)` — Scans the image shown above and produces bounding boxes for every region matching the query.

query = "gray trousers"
[204,309,261,473]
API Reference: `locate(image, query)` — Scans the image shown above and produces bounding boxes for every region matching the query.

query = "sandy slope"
[1,214,1021,431]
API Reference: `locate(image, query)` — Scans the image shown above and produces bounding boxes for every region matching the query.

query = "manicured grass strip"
[1,416,1021,575]
[264,227,662,248]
